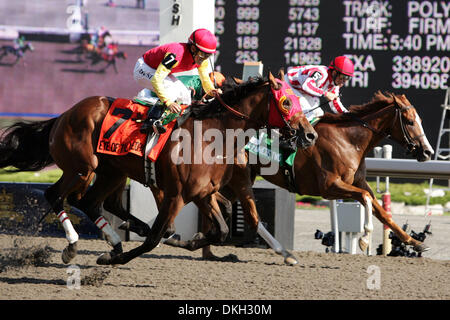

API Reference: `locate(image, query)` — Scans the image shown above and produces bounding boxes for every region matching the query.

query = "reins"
[343,112,382,135]
[214,92,252,121]
[395,104,424,150]
[213,82,271,128]
[213,82,300,136]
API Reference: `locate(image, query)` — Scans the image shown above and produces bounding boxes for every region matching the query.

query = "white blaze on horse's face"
[414,112,434,155]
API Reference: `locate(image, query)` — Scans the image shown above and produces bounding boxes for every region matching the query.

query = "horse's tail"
[0,118,57,171]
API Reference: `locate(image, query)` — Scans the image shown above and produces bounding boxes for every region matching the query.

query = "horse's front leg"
[371,198,429,253]
[352,175,430,253]
[98,195,185,265]
[164,194,229,256]
[358,194,374,254]
[229,164,298,265]
[328,178,430,254]
[194,193,229,246]
[325,178,376,254]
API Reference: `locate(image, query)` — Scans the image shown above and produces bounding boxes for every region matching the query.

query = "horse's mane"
[190,76,266,119]
[319,91,395,123]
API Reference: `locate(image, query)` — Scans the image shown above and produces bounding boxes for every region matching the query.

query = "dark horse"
[0,72,317,265]
[166,91,434,262]
[0,43,34,65]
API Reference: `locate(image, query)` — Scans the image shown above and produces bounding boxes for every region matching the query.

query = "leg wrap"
[257,222,283,254]
[95,216,122,246]
[57,211,79,244]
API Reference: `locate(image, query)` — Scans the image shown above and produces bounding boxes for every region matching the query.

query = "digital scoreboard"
[214,0,449,157]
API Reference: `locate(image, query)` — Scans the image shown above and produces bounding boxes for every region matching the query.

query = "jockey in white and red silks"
[285,56,355,124]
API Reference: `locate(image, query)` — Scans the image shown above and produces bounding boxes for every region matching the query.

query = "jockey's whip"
[209,56,217,88]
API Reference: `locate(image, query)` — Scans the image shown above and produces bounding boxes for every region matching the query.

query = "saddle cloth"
[96,98,183,162]
[245,131,296,167]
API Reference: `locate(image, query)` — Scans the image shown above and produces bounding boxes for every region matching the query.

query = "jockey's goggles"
[196,50,212,59]
[337,72,351,81]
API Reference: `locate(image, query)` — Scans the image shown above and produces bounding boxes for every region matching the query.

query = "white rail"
[365,158,450,180]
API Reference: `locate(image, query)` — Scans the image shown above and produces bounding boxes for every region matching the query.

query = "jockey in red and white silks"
[285,56,355,124]
[133,28,220,115]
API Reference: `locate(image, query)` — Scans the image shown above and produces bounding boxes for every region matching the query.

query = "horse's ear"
[390,93,402,107]
[232,76,243,85]
[277,68,285,80]
[268,72,281,90]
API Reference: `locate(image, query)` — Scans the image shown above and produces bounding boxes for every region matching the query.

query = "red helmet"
[329,56,354,77]
[189,28,217,54]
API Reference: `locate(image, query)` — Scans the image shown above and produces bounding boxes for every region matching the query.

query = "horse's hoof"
[359,237,369,252]
[192,232,205,241]
[62,242,78,264]
[118,221,130,231]
[163,236,181,247]
[283,252,299,266]
[413,242,430,253]
[96,252,113,265]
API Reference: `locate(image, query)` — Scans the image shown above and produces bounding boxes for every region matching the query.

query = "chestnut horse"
[167,92,434,261]
[0,72,317,265]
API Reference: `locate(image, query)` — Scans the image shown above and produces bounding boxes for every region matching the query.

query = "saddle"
[96,98,192,187]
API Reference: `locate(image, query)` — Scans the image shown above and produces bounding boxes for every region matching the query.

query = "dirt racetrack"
[0,234,449,301]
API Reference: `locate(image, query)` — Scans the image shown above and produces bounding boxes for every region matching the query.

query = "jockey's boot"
[152,119,167,134]
[140,102,166,134]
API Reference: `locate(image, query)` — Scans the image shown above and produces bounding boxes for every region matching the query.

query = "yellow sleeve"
[150,62,174,106]
[198,60,216,95]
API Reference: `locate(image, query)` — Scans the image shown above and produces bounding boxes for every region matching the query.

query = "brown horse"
[0,72,317,265]
[166,91,434,261]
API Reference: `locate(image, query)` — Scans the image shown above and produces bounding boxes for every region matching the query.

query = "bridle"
[344,99,422,153]
[394,103,424,153]
[213,82,306,148]
[213,82,298,130]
